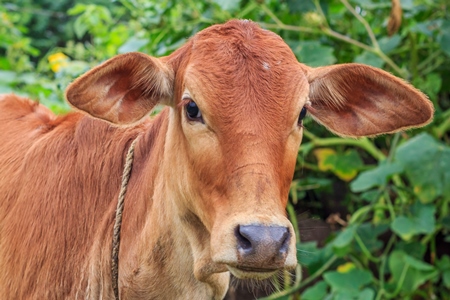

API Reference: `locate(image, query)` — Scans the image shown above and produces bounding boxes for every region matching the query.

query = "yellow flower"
[337,262,355,273]
[48,52,69,73]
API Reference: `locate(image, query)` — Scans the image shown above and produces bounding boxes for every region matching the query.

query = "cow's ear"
[305,64,434,137]
[66,52,173,125]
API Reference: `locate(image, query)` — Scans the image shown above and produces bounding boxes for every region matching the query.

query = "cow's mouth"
[226,265,278,280]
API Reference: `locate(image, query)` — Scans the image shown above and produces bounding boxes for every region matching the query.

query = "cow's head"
[66,20,433,289]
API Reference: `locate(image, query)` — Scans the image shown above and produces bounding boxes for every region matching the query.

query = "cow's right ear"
[65,52,173,125]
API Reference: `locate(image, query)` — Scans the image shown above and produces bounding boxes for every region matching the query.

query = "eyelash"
[298,106,307,127]
[184,98,204,123]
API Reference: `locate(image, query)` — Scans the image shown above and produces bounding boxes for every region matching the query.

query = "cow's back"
[0,95,145,298]
[0,95,57,188]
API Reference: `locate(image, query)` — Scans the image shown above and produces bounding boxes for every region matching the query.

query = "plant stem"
[236,2,258,19]
[258,7,408,78]
[374,49,409,78]
[300,162,321,172]
[418,50,442,72]
[384,133,410,203]
[355,233,381,263]
[303,130,386,161]
[387,133,400,162]
[287,202,301,244]
[384,189,396,220]
[385,265,409,298]
[435,115,450,138]
[376,255,388,300]
[313,0,329,27]
[259,255,338,300]
[322,27,374,52]
[409,33,418,80]
[258,21,320,35]
[430,232,436,264]
[420,226,441,245]
[377,235,397,299]
[421,57,445,75]
[340,0,379,49]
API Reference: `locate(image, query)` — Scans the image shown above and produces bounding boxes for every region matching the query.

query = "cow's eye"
[185,100,203,122]
[298,106,307,126]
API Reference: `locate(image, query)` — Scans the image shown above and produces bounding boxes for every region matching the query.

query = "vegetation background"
[1,0,449,299]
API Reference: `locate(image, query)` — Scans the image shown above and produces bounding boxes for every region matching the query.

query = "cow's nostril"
[279,228,289,253]
[235,225,290,260]
[235,226,253,252]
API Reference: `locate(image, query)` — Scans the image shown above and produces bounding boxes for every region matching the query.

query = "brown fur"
[0,20,433,299]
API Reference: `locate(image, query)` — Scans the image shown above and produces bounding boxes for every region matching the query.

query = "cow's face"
[65,20,433,289]
[166,22,305,280]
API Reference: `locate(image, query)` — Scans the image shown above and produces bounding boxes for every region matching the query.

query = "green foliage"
[396,133,450,202]
[1,0,449,299]
[314,148,364,181]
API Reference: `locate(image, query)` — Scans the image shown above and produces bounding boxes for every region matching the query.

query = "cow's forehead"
[181,21,308,129]
[190,20,300,71]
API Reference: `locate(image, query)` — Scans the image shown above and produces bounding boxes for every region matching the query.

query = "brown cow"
[0,20,433,299]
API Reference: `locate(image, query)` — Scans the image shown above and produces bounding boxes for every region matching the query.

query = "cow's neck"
[115,109,229,299]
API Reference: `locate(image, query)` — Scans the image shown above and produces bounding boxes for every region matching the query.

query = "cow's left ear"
[305,64,434,137]
[66,52,173,125]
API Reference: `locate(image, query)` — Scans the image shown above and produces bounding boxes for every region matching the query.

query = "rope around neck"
[111,137,139,300]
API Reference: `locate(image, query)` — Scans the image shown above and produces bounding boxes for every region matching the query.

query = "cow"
[0,20,433,299]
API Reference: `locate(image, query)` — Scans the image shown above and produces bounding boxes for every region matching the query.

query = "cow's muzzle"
[227,224,290,279]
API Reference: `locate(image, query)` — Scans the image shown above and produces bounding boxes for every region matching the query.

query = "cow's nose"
[235,225,290,267]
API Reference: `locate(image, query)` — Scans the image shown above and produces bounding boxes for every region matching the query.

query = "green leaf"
[0,85,14,93]
[118,37,149,53]
[388,250,438,293]
[394,241,426,260]
[333,290,359,300]
[440,35,450,56]
[442,215,450,230]
[289,40,336,67]
[73,17,89,39]
[354,51,384,68]
[391,202,436,241]
[444,270,450,289]
[391,217,416,241]
[314,149,363,181]
[302,281,329,300]
[410,20,441,37]
[359,190,380,203]
[0,70,17,84]
[401,0,429,15]
[395,133,450,203]
[332,225,356,250]
[314,148,336,172]
[213,0,241,12]
[379,35,402,53]
[324,269,373,293]
[403,255,435,271]
[332,150,364,181]
[350,161,403,192]
[287,0,315,13]
[351,0,375,7]
[67,3,87,16]
[439,21,450,56]
[298,242,334,274]
[438,256,450,288]
[358,288,375,300]
[355,223,388,252]
[413,73,442,102]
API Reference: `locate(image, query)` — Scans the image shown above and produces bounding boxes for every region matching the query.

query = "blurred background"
[0,0,449,299]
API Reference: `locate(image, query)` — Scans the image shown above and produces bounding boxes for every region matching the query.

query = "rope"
[111,137,139,300]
